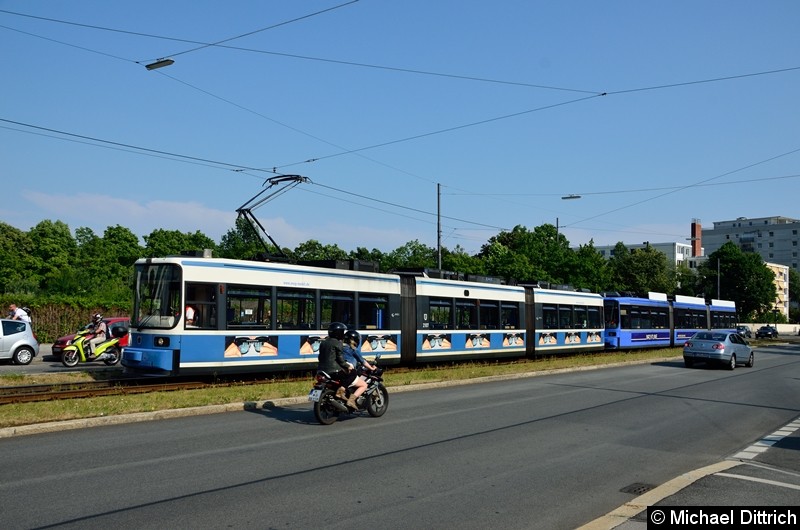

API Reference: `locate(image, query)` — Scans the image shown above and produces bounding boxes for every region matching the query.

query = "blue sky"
[2,1,799,255]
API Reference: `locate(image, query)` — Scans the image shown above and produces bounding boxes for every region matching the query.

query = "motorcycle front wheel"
[62,349,80,368]
[366,384,389,417]
[313,390,339,425]
[104,346,121,366]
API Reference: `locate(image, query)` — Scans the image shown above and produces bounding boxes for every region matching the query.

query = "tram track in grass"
[0,375,308,405]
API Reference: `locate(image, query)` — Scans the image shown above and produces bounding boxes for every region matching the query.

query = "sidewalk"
[582,416,800,529]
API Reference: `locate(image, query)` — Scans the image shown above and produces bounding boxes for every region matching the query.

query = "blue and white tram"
[122,256,607,376]
[603,292,738,350]
[396,272,604,362]
[123,256,403,375]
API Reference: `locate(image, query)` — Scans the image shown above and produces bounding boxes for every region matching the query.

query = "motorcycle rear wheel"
[313,390,339,425]
[366,384,389,417]
[62,349,80,368]
[103,346,121,366]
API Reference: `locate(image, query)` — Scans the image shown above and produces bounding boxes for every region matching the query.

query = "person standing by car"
[8,304,30,323]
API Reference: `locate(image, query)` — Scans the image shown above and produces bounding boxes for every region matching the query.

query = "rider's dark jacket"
[317,336,349,375]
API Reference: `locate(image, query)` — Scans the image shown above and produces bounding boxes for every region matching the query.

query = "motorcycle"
[61,325,128,367]
[308,355,389,425]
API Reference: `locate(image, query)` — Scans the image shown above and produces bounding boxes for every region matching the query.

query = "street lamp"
[145,58,175,70]
[561,194,581,200]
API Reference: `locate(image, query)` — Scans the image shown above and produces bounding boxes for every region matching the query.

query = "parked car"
[755,325,779,339]
[51,317,130,358]
[735,325,752,339]
[683,330,754,370]
[0,319,40,365]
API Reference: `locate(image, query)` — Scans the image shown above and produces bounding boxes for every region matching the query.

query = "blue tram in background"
[602,292,737,350]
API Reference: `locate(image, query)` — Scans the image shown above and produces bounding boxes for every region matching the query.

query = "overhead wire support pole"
[236,175,309,260]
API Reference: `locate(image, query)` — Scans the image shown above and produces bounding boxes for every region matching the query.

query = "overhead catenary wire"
[3,8,799,248]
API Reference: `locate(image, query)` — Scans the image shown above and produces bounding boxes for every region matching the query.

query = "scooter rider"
[342,330,376,406]
[87,313,107,355]
[317,322,357,409]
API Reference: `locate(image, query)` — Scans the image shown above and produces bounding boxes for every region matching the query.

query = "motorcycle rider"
[87,313,107,355]
[342,330,376,407]
[317,322,357,409]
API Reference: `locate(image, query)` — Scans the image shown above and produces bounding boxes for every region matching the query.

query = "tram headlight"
[155,336,171,347]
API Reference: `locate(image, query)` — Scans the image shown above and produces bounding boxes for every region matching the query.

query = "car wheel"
[13,346,34,365]
[684,357,693,368]
[727,354,736,371]
[746,352,754,367]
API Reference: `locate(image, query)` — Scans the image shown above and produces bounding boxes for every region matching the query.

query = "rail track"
[0,376,303,405]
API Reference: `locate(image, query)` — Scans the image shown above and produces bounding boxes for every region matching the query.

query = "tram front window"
[133,263,181,329]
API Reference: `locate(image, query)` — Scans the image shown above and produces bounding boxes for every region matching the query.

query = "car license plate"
[308,388,322,402]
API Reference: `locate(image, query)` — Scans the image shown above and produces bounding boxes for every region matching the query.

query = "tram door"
[399,276,418,364]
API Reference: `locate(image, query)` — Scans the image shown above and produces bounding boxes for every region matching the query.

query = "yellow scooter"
[61,325,127,367]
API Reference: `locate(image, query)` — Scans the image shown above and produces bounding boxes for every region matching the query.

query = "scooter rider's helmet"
[344,329,361,346]
[92,313,103,324]
[327,322,347,340]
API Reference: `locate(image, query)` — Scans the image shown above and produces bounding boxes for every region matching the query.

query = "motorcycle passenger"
[317,322,357,409]
[342,330,376,406]
[87,313,107,355]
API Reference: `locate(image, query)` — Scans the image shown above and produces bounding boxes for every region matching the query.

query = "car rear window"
[2,321,27,335]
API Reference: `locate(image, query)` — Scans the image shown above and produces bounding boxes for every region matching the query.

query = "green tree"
[217,217,277,260]
[674,263,698,296]
[143,229,216,258]
[607,243,674,295]
[697,242,775,320]
[570,241,611,292]
[382,240,437,272]
[789,268,799,323]
[0,222,38,294]
[442,245,485,276]
[28,220,78,293]
[293,240,348,261]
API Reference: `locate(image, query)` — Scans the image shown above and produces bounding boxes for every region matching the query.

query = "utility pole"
[437,183,442,269]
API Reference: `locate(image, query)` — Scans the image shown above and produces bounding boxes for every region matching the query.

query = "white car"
[0,319,40,365]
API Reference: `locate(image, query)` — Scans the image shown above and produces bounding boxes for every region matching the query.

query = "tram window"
[501,303,519,329]
[604,302,619,328]
[186,282,216,329]
[620,307,632,329]
[573,306,588,328]
[226,285,270,330]
[276,288,316,330]
[478,300,499,329]
[587,307,603,328]
[639,308,653,329]
[542,304,558,330]
[359,293,389,330]
[654,309,668,329]
[455,300,477,330]
[429,298,452,329]
[321,290,354,329]
[696,311,707,329]
[559,305,573,329]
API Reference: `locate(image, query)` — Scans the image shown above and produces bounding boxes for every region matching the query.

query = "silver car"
[0,319,40,365]
[683,330,753,370]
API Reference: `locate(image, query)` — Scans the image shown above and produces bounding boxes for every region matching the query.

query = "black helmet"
[92,313,103,323]
[344,330,361,345]
[327,322,347,340]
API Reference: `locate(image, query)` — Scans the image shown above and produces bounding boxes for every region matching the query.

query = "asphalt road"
[1,342,798,529]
